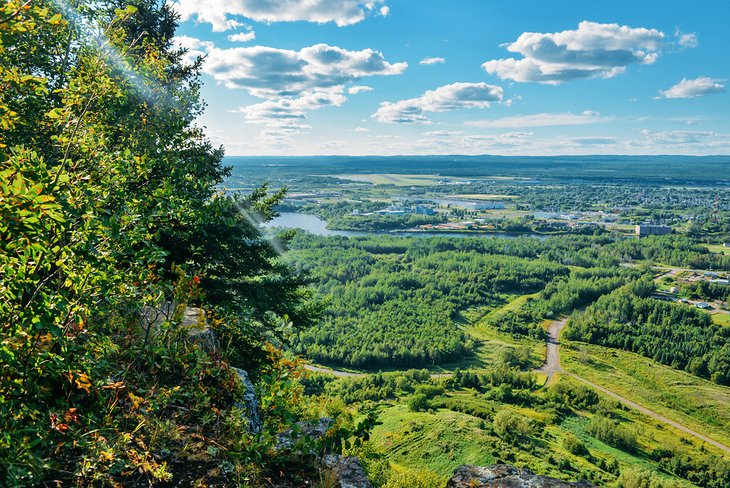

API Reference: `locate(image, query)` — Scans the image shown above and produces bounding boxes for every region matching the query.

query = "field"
[703,243,730,254]
[331,174,447,186]
[561,340,730,453]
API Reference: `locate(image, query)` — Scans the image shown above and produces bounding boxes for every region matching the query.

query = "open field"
[703,243,729,254]
[561,340,730,454]
[331,174,447,186]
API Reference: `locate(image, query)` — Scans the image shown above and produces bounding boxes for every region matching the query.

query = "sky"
[171,0,730,156]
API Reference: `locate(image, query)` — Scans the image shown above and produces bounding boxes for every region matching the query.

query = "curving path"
[534,318,567,382]
[538,318,730,455]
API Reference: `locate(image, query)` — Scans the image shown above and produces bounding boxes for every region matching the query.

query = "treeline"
[485,268,635,338]
[566,279,730,384]
[603,235,730,270]
[288,235,568,369]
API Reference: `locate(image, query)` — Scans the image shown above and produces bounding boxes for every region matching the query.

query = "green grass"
[702,243,729,254]
[370,403,496,477]
[713,313,730,326]
[368,388,699,487]
[332,174,444,186]
[561,341,730,455]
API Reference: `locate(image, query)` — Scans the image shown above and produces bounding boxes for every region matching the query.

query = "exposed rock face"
[277,417,334,451]
[233,367,262,434]
[447,464,596,488]
[322,455,373,488]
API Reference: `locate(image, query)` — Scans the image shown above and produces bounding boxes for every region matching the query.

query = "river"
[264,212,546,240]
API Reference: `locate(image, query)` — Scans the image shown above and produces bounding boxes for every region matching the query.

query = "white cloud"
[348,85,374,94]
[379,6,390,16]
[228,30,256,42]
[204,43,406,98]
[424,130,463,137]
[420,57,445,65]
[641,129,715,145]
[466,111,608,128]
[562,136,618,147]
[373,82,504,124]
[483,21,665,84]
[658,77,725,99]
[234,89,348,122]
[172,35,214,64]
[676,30,698,49]
[175,0,388,31]
[353,127,370,132]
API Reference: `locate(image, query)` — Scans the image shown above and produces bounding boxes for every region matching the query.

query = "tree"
[1,2,314,484]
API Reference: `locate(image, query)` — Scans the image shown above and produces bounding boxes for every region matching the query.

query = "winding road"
[304,316,730,455]
[537,318,730,455]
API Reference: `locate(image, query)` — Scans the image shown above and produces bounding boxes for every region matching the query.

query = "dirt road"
[535,318,567,382]
[538,318,730,455]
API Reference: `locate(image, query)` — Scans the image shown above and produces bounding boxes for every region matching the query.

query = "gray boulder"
[322,455,373,488]
[447,464,596,488]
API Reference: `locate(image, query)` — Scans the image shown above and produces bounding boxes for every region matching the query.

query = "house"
[695,302,711,309]
[635,225,672,237]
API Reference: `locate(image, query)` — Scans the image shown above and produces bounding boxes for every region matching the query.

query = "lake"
[265,213,547,240]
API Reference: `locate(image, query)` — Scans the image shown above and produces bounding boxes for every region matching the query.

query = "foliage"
[566,278,730,384]
[492,408,532,441]
[288,234,567,368]
[585,417,637,452]
[0,2,315,485]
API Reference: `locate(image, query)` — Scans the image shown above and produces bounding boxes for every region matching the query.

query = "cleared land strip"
[566,371,730,455]
[540,318,730,455]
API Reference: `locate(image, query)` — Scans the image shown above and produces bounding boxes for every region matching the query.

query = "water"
[265,213,546,240]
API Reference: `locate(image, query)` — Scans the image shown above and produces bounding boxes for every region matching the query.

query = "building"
[635,225,672,237]
[695,302,711,309]
[415,205,436,215]
[475,202,506,210]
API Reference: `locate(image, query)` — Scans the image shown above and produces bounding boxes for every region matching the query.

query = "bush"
[585,417,637,452]
[407,394,431,412]
[562,435,589,456]
[493,408,532,441]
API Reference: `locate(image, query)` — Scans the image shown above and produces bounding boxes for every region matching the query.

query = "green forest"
[2,1,730,487]
[566,278,730,384]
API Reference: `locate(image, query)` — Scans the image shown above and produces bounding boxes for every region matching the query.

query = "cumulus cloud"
[420,57,445,65]
[482,21,665,84]
[348,85,374,94]
[203,43,406,98]
[172,35,215,64]
[228,30,256,42]
[373,82,504,124]
[466,111,608,129]
[379,6,390,16]
[233,89,348,121]
[175,0,388,31]
[658,77,725,99]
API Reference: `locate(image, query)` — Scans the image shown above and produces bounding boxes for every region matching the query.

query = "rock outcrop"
[277,417,334,451]
[447,464,596,488]
[233,367,262,434]
[322,455,373,488]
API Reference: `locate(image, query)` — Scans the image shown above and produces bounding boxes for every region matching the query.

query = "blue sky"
[171,0,730,156]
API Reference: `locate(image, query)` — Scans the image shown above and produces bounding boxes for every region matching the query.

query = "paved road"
[538,318,730,455]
